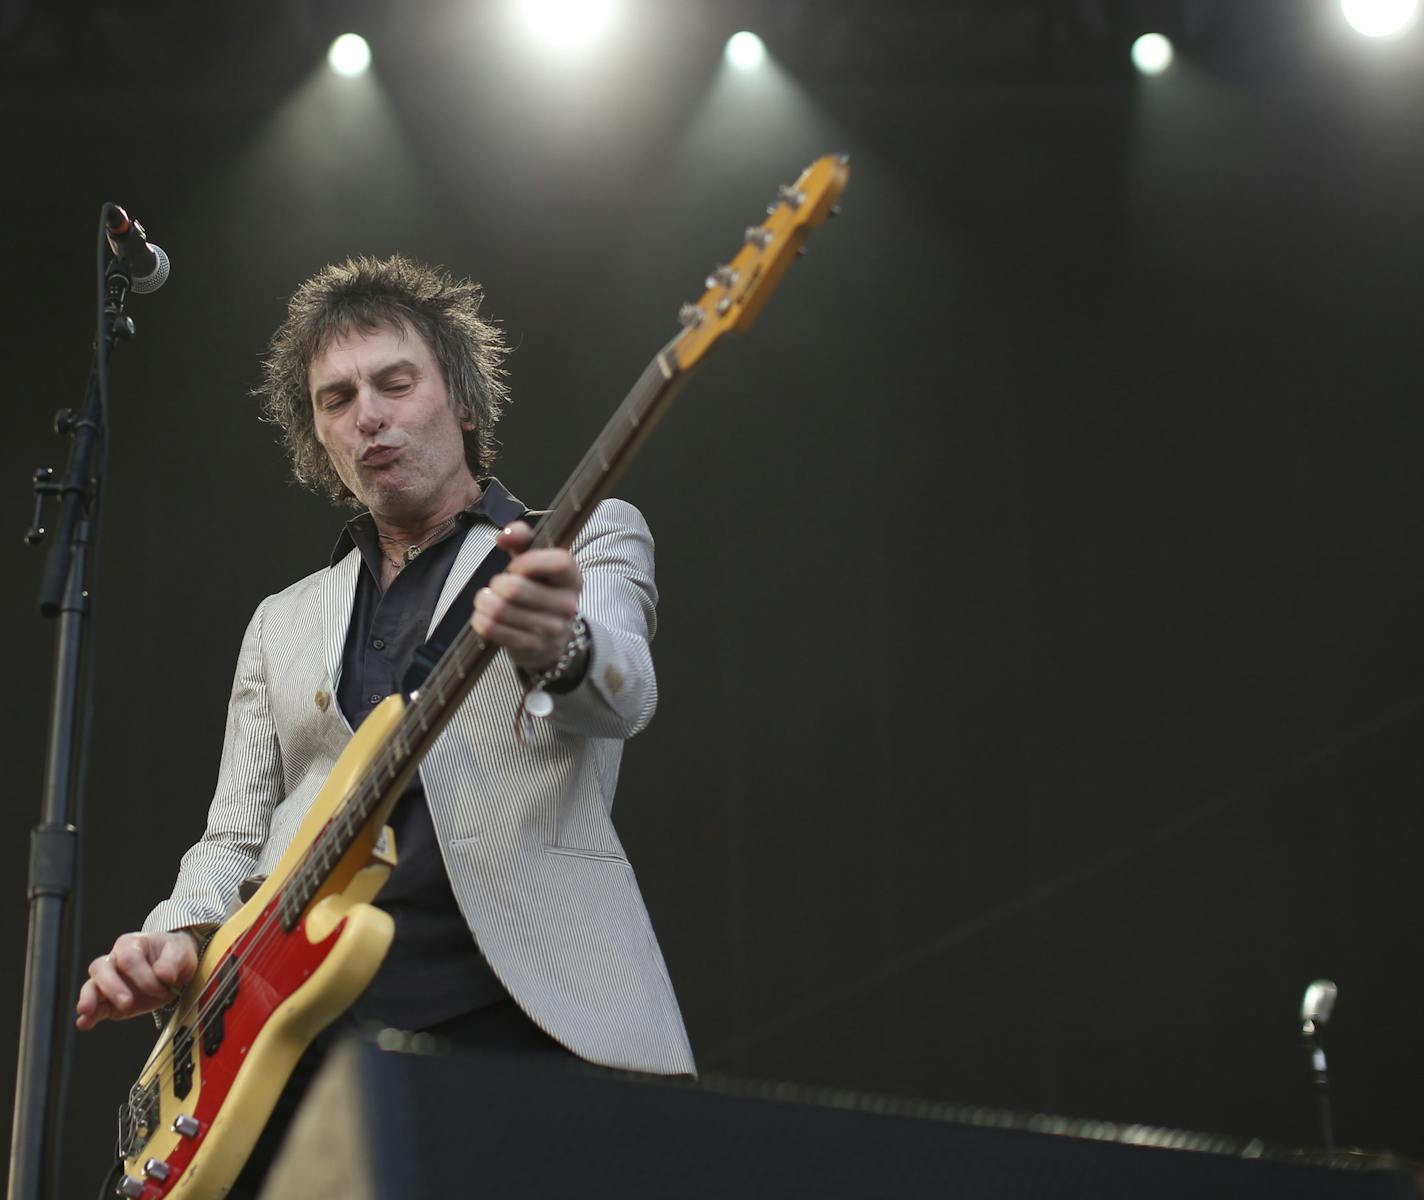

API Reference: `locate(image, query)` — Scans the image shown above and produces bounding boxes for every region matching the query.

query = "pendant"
[404,545,422,563]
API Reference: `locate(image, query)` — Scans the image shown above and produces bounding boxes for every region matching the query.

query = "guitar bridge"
[117,1077,159,1159]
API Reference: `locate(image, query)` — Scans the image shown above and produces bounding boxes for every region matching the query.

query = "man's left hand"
[473,521,583,672]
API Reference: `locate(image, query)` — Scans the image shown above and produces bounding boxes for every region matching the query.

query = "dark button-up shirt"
[331,479,527,1029]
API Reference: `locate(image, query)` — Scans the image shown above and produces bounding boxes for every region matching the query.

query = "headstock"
[671,154,850,372]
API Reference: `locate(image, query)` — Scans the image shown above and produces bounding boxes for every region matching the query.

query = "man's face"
[309,321,474,522]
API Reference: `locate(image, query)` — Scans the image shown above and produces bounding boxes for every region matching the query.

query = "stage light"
[327,33,371,77]
[725,31,767,71]
[1340,0,1420,37]
[1131,32,1174,76]
[517,0,617,53]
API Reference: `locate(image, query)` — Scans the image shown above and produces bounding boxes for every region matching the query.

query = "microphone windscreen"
[131,243,170,294]
[1301,979,1338,1025]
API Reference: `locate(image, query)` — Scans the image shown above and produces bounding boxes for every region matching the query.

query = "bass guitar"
[110,152,850,1198]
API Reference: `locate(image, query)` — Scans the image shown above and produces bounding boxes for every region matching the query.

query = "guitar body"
[117,697,407,1199]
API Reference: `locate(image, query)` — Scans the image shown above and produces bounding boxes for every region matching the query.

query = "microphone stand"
[1302,1017,1335,1154]
[7,212,136,1200]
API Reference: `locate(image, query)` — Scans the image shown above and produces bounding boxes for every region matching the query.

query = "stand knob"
[25,468,56,545]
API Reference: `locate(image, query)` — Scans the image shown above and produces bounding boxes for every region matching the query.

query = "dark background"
[4,0,1424,1191]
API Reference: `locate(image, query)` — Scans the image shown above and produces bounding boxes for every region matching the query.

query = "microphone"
[103,203,170,294]
[1300,979,1338,1037]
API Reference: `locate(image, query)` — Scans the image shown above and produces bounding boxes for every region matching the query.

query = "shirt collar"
[328,477,527,568]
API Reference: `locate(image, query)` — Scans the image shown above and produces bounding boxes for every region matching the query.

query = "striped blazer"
[143,497,695,1076]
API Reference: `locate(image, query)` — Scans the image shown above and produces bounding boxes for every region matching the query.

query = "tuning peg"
[705,265,739,290]
[677,303,704,327]
[829,205,841,218]
[777,184,806,208]
[744,225,772,249]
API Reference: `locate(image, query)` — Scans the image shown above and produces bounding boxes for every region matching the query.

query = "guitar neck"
[281,152,849,921]
[281,341,692,918]
[533,337,687,552]
[401,336,689,753]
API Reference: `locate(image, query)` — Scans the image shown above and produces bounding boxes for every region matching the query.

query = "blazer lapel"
[429,522,499,636]
[320,548,362,692]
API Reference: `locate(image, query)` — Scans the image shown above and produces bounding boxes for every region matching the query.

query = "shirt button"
[371,638,386,651]
[369,693,382,706]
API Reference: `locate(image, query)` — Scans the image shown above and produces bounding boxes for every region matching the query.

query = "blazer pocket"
[541,843,630,866]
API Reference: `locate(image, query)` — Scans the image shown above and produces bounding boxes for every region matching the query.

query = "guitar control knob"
[172,1112,200,1137]
[144,1159,172,1181]
[115,1176,144,1198]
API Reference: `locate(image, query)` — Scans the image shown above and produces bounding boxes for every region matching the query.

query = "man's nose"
[353,387,387,434]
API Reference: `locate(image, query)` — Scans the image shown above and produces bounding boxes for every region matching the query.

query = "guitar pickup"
[199,956,241,1057]
[171,1022,195,1099]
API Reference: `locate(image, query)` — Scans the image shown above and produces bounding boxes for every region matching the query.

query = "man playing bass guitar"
[75,255,694,1194]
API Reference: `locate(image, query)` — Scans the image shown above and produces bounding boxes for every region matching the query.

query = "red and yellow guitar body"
[115,696,408,1199]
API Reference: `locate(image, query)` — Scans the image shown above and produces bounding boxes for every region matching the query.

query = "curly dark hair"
[256,254,510,507]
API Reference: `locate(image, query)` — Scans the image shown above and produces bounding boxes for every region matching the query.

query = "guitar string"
[122,178,840,1131]
[128,620,485,1077]
[126,646,468,1098]
[123,357,679,1107]
[129,588,539,1099]
[124,391,655,1104]
[118,182,833,1111]
[130,745,422,1098]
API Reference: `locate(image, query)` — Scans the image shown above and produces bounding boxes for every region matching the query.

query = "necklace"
[379,514,459,573]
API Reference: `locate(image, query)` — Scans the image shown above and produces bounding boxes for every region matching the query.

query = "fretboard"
[278,340,687,928]
[273,149,851,929]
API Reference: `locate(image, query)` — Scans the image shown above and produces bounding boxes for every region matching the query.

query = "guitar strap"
[401,510,543,695]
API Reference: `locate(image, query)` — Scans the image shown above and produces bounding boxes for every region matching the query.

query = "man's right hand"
[75,931,199,1031]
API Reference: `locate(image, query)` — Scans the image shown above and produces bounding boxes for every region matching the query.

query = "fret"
[354,783,375,824]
